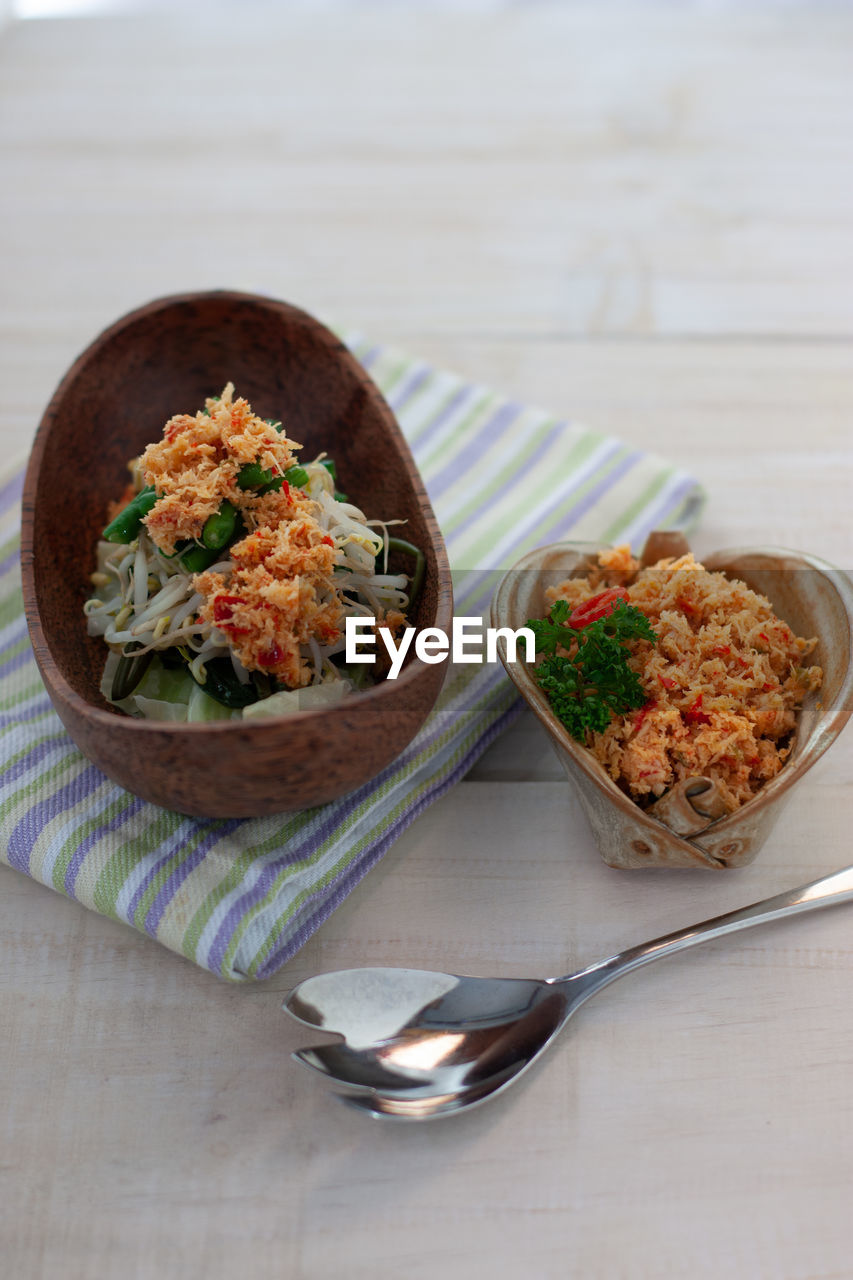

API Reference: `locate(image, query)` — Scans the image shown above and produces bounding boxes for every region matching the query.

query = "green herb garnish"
[526,597,657,741]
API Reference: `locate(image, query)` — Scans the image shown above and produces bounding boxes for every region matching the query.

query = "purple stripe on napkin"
[64,794,148,897]
[7,763,105,873]
[427,400,523,500]
[142,818,245,936]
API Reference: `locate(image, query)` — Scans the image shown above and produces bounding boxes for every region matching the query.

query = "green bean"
[240,462,306,495]
[179,543,221,574]
[102,486,157,544]
[201,501,237,550]
[387,537,426,610]
[110,642,153,701]
[159,516,237,573]
[180,509,246,573]
[237,462,274,489]
[230,511,247,543]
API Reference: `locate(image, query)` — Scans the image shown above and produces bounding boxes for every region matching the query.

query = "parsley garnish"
[526,597,657,742]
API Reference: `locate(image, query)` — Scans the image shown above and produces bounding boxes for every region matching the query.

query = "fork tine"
[293,1048,369,1093]
[283,984,330,1032]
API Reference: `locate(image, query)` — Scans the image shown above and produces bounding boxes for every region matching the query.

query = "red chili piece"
[212,594,243,623]
[257,643,284,668]
[568,587,630,629]
[684,694,712,726]
[212,594,252,636]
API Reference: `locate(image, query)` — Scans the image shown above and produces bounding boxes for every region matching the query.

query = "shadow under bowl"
[21,291,453,818]
[491,536,853,869]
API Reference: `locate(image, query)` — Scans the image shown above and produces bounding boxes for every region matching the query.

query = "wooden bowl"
[491,533,853,869]
[21,291,453,817]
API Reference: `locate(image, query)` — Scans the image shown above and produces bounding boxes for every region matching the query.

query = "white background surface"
[2,4,853,1277]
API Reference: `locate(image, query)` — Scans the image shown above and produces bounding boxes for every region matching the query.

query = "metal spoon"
[284,864,853,1121]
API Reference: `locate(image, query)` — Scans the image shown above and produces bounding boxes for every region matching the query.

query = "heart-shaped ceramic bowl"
[21,291,453,817]
[491,532,853,868]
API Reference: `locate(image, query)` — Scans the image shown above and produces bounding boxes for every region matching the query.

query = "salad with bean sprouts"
[85,383,424,722]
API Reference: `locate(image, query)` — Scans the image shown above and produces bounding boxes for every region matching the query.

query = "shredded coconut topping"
[140,382,299,554]
[547,548,823,813]
[140,383,347,685]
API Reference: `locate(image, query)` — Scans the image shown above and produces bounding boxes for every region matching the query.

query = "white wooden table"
[3,5,853,1277]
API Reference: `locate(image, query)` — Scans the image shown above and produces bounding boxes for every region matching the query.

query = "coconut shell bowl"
[491,531,853,869]
[21,291,452,818]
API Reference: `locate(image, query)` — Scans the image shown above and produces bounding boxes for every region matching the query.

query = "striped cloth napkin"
[0,338,704,980]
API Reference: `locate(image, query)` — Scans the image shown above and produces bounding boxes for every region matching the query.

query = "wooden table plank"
[5,772,853,1277]
[2,5,853,352]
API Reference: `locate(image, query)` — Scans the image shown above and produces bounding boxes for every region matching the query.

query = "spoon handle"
[570,864,853,996]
